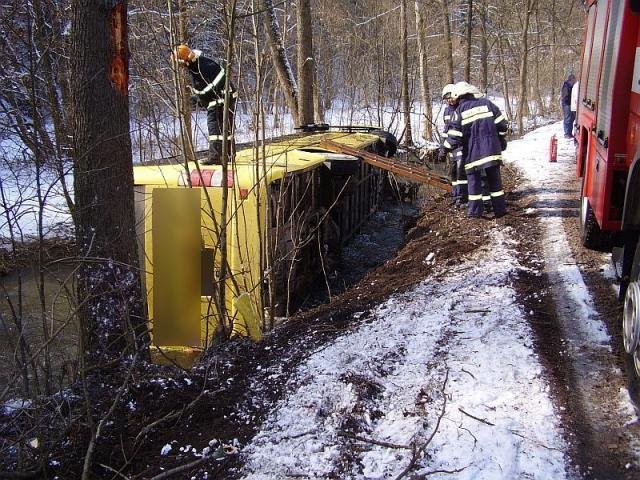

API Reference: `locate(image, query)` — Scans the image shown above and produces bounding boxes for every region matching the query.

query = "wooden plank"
[319,140,453,193]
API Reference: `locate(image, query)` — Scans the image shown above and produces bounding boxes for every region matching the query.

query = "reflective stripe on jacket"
[188,55,236,111]
[444,95,508,173]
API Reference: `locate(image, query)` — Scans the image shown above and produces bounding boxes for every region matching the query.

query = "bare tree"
[516,0,538,134]
[478,0,489,92]
[465,0,473,82]
[297,0,315,125]
[263,0,299,121]
[415,0,433,140]
[441,0,455,83]
[70,0,148,364]
[400,0,413,146]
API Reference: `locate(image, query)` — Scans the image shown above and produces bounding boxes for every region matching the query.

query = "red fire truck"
[576,0,640,403]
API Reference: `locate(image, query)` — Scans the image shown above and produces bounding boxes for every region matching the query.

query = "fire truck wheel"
[580,192,612,252]
[624,281,640,408]
[624,245,640,409]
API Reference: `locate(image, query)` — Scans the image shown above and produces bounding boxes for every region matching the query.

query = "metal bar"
[319,140,453,193]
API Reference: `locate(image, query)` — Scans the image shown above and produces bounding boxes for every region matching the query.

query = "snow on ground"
[503,125,610,347]
[0,138,72,243]
[503,122,640,463]
[240,226,570,478]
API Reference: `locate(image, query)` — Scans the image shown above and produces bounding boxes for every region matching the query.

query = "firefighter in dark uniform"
[440,84,468,204]
[174,44,237,165]
[443,83,508,218]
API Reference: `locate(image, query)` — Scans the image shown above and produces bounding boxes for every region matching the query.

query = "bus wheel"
[580,182,611,252]
[624,278,640,408]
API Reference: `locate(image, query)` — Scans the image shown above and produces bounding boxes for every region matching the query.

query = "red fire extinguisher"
[550,135,558,162]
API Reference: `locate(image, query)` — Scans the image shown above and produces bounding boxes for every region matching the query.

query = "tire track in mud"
[508,171,639,479]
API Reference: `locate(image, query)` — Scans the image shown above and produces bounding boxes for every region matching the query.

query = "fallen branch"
[508,429,563,452]
[460,368,476,380]
[133,364,216,448]
[82,352,140,480]
[394,368,450,480]
[0,472,42,479]
[339,431,412,450]
[458,407,495,426]
[97,463,131,479]
[284,429,318,440]
[146,454,221,480]
[414,465,470,478]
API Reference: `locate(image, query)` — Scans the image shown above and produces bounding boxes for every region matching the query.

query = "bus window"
[632,0,640,14]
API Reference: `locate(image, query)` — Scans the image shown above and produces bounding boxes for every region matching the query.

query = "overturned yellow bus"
[133,128,396,364]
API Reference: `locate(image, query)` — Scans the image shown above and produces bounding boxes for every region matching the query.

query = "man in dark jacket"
[561,74,576,139]
[443,83,509,218]
[440,84,468,204]
[174,44,237,165]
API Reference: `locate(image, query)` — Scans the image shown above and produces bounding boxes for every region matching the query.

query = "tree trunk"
[441,0,454,83]
[479,0,488,92]
[400,0,413,146]
[178,0,194,161]
[313,54,325,123]
[498,36,513,121]
[263,0,299,121]
[70,0,148,365]
[534,5,545,116]
[517,0,537,134]
[219,0,238,338]
[465,0,473,82]
[414,0,432,140]
[296,0,314,125]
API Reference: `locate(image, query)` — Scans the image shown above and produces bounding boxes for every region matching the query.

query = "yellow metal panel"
[150,345,201,368]
[201,296,219,347]
[133,132,381,189]
[152,188,201,347]
[134,163,184,186]
[143,187,155,323]
[234,293,261,341]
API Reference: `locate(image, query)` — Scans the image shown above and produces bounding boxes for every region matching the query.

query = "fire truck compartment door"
[152,188,201,347]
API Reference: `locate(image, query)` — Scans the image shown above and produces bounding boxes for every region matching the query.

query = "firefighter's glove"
[437,148,447,163]
[499,137,507,151]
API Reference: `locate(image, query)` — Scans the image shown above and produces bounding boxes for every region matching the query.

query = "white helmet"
[452,81,485,100]
[441,83,455,99]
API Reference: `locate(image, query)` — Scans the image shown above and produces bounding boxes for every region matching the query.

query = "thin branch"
[146,454,221,480]
[394,368,450,480]
[458,407,495,427]
[339,431,412,450]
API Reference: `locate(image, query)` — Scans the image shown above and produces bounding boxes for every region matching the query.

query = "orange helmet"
[173,44,195,65]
